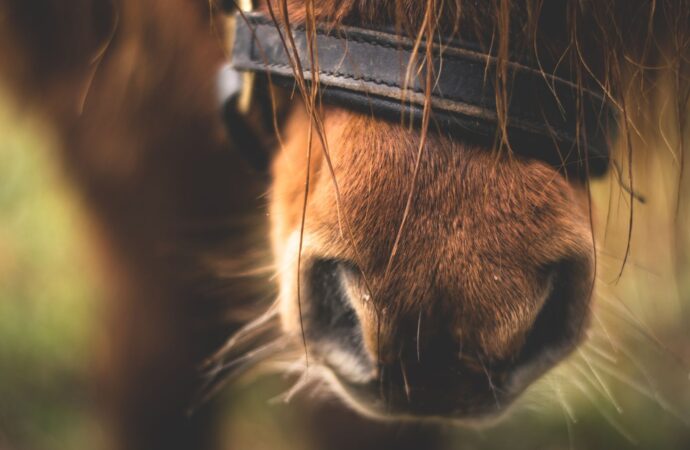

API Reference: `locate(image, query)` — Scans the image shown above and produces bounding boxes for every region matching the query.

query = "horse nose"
[305,259,376,382]
[303,255,592,412]
[371,262,592,415]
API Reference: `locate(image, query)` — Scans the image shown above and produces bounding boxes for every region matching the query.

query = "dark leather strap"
[231,12,614,176]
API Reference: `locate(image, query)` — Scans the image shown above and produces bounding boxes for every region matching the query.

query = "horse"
[0,0,687,449]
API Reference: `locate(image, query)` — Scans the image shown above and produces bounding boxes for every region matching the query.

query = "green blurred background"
[1,85,689,450]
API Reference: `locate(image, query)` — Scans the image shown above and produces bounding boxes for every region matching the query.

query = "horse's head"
[270,107,595,419]
[226,0,600,422]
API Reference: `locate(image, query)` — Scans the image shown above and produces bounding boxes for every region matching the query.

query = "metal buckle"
[224,0,255,114]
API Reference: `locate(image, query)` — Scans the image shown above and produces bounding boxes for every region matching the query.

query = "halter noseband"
[223,11,615,177]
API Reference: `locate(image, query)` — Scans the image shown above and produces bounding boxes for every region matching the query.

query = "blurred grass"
[0,86,689,450]
[0,94,101,450]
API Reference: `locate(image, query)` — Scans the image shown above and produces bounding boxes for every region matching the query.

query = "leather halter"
[225,12,615,177]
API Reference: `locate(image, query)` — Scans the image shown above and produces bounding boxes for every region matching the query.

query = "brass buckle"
[225,0,255,114]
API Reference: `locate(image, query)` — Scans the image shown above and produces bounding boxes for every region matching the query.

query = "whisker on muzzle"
[189,303,293,413]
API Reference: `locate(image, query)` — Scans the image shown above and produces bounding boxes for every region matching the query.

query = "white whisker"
[598,293,690,370]
[594,350,690,426]
[208,302,282,363]
[270,369,314,404]
[570,379,638,445]
[551,379,576,450]
[590,308,620,354]
[584,340,619,365]
[578,350,623,413]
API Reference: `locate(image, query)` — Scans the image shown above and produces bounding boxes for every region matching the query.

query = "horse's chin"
[303,361,522,425]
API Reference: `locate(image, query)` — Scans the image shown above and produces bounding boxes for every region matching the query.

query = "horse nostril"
[307,259,358,334]
[518,259,591,367]
[306,259,375,381]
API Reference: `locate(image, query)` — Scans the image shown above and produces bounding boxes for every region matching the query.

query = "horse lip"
[334,377,515,421]
[316,358,522,421]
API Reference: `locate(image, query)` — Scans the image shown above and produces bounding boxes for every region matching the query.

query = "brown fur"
[273,107,593,362]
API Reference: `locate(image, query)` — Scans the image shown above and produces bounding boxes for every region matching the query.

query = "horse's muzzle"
[300,256,592,420]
